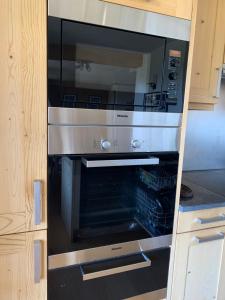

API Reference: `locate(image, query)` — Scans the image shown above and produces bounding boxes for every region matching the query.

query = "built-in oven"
[48,0,190,299]
[48,152,178,257]
[48,123,179,299]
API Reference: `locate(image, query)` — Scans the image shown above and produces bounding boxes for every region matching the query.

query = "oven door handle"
[80,253,151,281]
[82,157,159,168]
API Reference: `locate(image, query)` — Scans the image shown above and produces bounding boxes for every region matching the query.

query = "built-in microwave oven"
[48,17,188,115]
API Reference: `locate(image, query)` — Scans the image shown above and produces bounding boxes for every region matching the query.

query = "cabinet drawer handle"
[194,233,224,244]
[34,180,42,225]
[194,214,225,225]
[213,66,223,98]
[34,240,42,284]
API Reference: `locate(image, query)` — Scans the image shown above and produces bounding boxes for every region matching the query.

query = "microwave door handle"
[81,157,159,168]
[80,253,151,281]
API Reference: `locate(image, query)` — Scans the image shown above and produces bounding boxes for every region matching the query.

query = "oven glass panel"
[48,154,178,255]
[48,17,188,113]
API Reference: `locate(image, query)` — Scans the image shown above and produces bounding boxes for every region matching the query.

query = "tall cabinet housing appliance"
[48,1,190,299]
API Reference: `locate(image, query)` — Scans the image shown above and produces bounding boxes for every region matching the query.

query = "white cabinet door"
[170,226,225,300]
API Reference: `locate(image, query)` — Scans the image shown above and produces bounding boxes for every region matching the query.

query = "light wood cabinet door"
[170,226,225,300]
[0,230,47,300]
[0,0,47,235]
[189,0,225,110]
[101,0,193,20]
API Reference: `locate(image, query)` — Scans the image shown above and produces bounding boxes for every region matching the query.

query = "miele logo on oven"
[117,114,128,118]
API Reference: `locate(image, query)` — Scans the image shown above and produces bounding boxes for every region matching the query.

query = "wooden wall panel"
[166,0,198,298]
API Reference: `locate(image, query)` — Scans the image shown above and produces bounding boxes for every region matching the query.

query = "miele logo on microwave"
[111,247,123,251]
[117,114,128,118]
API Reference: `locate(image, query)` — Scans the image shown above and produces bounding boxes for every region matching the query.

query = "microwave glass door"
[48,154,178,256]
[48,17,188,113]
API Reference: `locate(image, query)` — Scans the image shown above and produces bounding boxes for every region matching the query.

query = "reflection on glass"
[48,154,178,255]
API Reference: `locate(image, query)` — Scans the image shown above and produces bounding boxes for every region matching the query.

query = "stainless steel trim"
[48,125,180,155]
[48,0,191,41]
[194,233,225,244]
[48,107,182,128]
[82,157,159,168]
[80,252,151,281]
[214,66,223,98]
[48,235,172,270]
[195,214,225,225]
[34,180,42,225]
[125,288,166,300]
[34,240,42,284]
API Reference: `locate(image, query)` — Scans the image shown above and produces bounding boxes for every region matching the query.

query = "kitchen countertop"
[179,169,225,212]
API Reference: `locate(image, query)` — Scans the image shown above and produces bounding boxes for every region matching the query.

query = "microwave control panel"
[166,50,182,103]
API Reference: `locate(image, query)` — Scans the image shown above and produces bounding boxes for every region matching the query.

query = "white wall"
[183,80,225,171]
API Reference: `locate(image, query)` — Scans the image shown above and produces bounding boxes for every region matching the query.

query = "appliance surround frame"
[47,0,189,271]
[48,0,191,42]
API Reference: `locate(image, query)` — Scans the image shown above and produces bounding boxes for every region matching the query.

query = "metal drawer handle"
[213,66,223,98]
[194,233,224,244]
[34,240,42,284]
[80,253,151,281]
[82,157,159,168]
[194,214,225,225]
[34,180,42,225]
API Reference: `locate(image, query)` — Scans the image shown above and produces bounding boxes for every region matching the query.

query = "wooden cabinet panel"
[0,0,47,234]
[101,0,193,20]
[170,226,225,300]
[189,0,225,109]
[208,0,225,100]
[188,102,214,111]
[189,0,218,105]
[0,230,47,300]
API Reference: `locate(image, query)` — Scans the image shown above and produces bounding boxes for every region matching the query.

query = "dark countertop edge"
[179,201,225,213]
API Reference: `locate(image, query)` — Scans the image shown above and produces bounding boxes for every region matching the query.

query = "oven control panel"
[48,126,179,155]
[94,138,145,152]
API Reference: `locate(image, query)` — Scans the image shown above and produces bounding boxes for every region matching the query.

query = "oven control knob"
[101,139,111,150]
[132,139,141,149]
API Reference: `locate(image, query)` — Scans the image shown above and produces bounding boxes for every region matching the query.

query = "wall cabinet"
[0,230,47,300]
[101,0,193,20]
[189,0,225,110]
[170,226,225,300]
[0,0,47,235]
